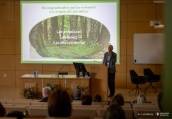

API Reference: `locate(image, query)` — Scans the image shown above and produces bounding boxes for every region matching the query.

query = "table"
[20,74,90,98]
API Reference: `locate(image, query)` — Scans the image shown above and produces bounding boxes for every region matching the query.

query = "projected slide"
[21,0,120,64]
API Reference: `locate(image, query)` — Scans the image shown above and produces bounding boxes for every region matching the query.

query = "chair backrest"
[4,106,26,114]
[73,105,102,109]
[70,115,90,119]
[72,108,97,119]
[5,101,31,105]
[130,70,138,77]
[130,70,139,84]
[30,102,47,106]
[96,107,106,117]
[144,68,154,78]
[27,107,48,116]
[123,108,133,119]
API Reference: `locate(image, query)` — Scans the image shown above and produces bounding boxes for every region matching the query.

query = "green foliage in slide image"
[29,15,110,59]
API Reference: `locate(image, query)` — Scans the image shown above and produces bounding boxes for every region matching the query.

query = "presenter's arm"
[102,53,107,65]
[111,52,117,64]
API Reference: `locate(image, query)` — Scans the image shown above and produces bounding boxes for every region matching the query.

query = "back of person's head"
[94,94,102,102]
[81,95,92,105]
[0,102,6,117]
[158,92,163,112]
[42,86,51,98]
[103,104,126,119]
[6,111,25,119]
[137,94,147,104]
[111,93,124,106]
[48,88,72,117]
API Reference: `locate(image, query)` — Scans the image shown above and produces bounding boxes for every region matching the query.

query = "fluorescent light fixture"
[154,24,164,28]
[154,0,165,3]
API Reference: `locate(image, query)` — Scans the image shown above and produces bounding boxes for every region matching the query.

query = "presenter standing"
[103,45,117,97]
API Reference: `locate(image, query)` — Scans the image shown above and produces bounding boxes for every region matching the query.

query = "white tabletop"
[21,74,90,79]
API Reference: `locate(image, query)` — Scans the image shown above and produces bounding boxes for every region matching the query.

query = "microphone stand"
[56,65,67,77]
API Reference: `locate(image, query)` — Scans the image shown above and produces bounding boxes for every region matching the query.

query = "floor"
[0,87,161,103]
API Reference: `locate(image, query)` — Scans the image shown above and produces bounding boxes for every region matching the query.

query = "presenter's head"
[108,45,113,52]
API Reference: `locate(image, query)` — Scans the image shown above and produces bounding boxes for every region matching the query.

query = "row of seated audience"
[0,86,163,119]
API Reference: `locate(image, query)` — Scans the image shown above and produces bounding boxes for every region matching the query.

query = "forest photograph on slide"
[21,1,119,64]
[29,15,110,59]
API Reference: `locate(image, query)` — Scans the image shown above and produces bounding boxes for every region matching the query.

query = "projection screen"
[20,0,120,64]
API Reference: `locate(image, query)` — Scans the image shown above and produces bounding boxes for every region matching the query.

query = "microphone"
[55,64,68,77]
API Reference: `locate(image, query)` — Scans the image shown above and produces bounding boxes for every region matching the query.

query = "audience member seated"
[136,94,147,104]
[158,92,163,112]
[48,88,72,117]
[0,102,6,117]
[6,111,25,119]
[103,104,126,119]
[94,94,102,102]
[39,86,51,102]
[81,95,92,105]
[111,93,124,106]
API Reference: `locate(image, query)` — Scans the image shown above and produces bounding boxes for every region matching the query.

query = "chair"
[129,70,147,95]
[144,68,161,92]
[72,108,97,119]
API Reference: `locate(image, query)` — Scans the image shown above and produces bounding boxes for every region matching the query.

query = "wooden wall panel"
[43,64,70,72]
[116,56,126,73]
[15,70,36,88]
[0,55,15,70]
[121,22,127,39]
[14,0,20,39]
[157,4,164,21]
[128,4,156,21]
[120,38,127,56]
[116,72,127,88]
[127,0,154,3]
[0,1,14,39]
[120,4,127,21]
[0,22,14,39]
[127,22,155,39]
[0,39,15,54]
[0,1,14,22]
[15,38,20,54]
[0,71,15,86]
[126,38,133,56]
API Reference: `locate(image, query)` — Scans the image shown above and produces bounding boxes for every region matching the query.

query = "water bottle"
[34,69,38,77]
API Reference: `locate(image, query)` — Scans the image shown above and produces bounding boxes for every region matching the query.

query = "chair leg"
[150,82,157,92]
[145,82,157,93]
[128,87,136,94]
[129,84,146,95]
[144,85,150,92]
[138,87,146,95]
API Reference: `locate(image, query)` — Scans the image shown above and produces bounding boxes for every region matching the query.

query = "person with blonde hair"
[137,94,147,104]
[39,86,51,102]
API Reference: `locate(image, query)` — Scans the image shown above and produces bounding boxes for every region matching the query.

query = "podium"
[90,64,108,100]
